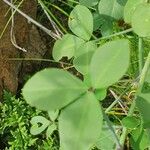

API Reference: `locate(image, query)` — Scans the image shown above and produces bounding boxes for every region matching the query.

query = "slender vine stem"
[96,28,133,42]
[43,1,68,33]
[38,0,62,37]
[138,37,144,73]
[66,0,96,10]
[105,83,135,113]
[138,52,150,92]
[119,50,150,148]
[102,110,122,150]
[7,58,72,65]
[59,0,74,8]
[48,3,69,17]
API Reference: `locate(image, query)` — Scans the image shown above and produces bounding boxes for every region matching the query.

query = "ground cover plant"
[1,0,150,149]
[0,91,59,150]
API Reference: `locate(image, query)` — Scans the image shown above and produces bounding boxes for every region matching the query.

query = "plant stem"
[96,28,133,42]
[59,0,74,8]
[103,110,122,149]
[138,52,150,92]
[105,84,134,113]
[38,0,62,37]
[43,1,68,34]
[138,37,143,73]
[3,0,60,39]
[0,0,24,39]
[66,0,96,10]
[7,58,72,65]
[49,3,69,17]
[119,50,150,148]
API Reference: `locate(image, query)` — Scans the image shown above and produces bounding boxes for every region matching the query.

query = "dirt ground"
[0,0,48,99]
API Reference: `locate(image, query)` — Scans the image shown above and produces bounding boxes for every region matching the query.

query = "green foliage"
[59,92,102,150]
[53,34,84,61]
[94,89,107,101]
[46,123,57,138]
[0,91,58,150]
[23,32,131,150]
[30,109,58,138]
[132,3,150,37]
[99,16,113,36]
[124,0,145,23]
[132,51,150,149]
[23,69,87,111]
[48,110,59,122]
[95,125,116,150]
[20,0,150,150]
[122,116,140,129]
[136,67,150,128]
[98,0,127,20]
[130,127,150,150]
[93,13,103,31]
[30,116,51,135]
[136,95,150,128]
[90,39,130,89]
[68,5,93,40]
[23,39,130,149]
[79,0,99,7]
[73,41,97,75]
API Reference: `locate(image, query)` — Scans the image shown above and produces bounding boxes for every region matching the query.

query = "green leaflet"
[93,13,102,31]
[59,92,103,150]
[145,66,150,83]
[22,69,87,111]
[95,126,116,150]
[52,34,84,61]
[90,39,130,89]
[68,5,93,40]
[136,67,150,128]
[124,0,145,23]
[130,127,150,150]
[132,3,150,37]
[100,16,113,36]
[79,0,99,7]
[98,0,127,20]
[94,88,107,101]
[46,123,57,138]
[136,94,150,128]
[48,110,59,121]
[122,116,140,129]
[73,41,97,75]
[30,116,50,135]
[93,14,114,36]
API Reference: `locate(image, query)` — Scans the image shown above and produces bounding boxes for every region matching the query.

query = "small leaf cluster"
[0,91,58,150]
